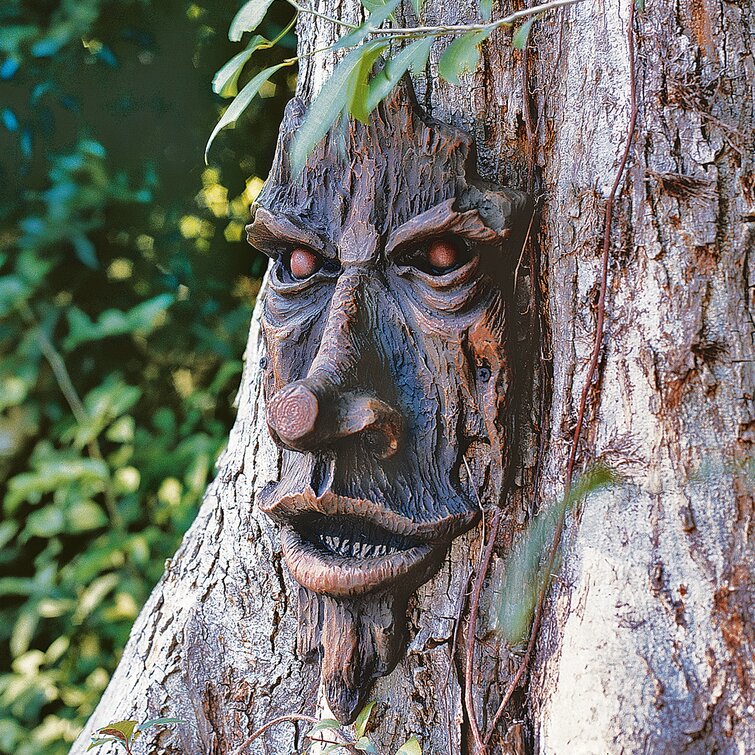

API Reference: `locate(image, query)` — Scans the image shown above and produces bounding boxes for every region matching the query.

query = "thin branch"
[373,0,583,36]
[286,0,359,30]
[279,0,582,74]
[309,735,360,753]
[231,714,319,755]
[482,2,640,747]
[21,303,123,529]
[270,14,300,46]
[464,507,503,753]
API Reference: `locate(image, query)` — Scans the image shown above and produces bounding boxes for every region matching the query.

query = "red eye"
[427,239,460,271]
[289,248,321,279]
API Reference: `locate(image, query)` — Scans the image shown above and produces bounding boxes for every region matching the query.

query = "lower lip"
[280,526,443,598]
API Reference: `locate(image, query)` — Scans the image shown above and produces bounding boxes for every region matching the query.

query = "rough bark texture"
[72,0,753,753]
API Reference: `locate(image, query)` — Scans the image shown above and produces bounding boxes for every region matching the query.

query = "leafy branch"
[86,717,184,753]
[231,702,422,754]
[19,302,124,530]
[205,0,583,168]
[364,0,581,36]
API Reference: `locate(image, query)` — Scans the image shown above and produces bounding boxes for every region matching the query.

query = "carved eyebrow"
[384,198,509,256]
[246,207,325,257]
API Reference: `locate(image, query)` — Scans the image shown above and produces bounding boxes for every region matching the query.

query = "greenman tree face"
[247,88,530,723]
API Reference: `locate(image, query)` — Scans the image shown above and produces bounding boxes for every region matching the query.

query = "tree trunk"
[72,0,753,753]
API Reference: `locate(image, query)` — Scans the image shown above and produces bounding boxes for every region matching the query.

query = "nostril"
[268,384,319,445]
[360,427,400,460]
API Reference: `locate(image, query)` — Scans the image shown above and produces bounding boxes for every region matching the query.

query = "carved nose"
[267,382,402,458]
[267,384,320,447]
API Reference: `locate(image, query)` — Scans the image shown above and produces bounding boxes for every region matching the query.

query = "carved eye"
[427,239,460,271]
[289,247,322,279]
[399,236,470,275]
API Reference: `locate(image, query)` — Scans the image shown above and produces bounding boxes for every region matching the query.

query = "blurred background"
[0,2,294,752]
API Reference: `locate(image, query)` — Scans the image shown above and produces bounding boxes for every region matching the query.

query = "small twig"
[463,507,503,754]
[513,208,537,293]
[309,735,360,753]
[279,0,581,82]
[231,714,319,755]
[270,14,300,46]
[373,0,583,36]
[482,2,640,747]
[285,0,359,30]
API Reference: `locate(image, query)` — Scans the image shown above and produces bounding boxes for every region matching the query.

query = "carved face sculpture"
[247,89,529,723]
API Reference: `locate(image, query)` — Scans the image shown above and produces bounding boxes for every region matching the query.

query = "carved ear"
[460,182,533,252]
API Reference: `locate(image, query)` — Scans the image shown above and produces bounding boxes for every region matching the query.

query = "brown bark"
[72,0,753,753]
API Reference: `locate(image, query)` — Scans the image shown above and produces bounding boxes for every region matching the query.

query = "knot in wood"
[268,384,319,444]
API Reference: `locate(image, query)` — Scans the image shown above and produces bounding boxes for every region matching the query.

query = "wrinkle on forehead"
[385,198,507,255]
[247,207,325,254]
[255,90,474,240]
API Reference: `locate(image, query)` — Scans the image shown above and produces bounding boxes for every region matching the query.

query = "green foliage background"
[0,2,292,752]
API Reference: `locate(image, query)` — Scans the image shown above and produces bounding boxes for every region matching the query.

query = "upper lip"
[261,488,479,597]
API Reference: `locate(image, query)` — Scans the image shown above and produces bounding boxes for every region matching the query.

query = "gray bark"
[72,0,753,753]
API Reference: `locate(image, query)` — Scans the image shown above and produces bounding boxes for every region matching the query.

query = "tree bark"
[72,0,753,753]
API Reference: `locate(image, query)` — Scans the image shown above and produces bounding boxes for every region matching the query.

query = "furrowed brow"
[246,207,324,257]
[385,199,509,256]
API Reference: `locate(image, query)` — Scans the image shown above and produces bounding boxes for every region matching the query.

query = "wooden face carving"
[247,91,529,723]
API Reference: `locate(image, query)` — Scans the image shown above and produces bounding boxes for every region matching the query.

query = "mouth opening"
[297,513,422,559]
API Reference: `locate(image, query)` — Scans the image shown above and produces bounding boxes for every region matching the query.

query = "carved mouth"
[300,514,422,559]
[281,516,439,597]
[262,489,478,598]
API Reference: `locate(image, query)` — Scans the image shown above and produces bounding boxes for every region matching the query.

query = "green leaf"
[0,276,30,317]
[307,718,341,735]
[497,464,617,643]
[365,36,433,113]
[229,0,276,42]
[361,0,388,11]
[64,293,174,350]
[26,505,66,538]
[335,0,401,49]
[396,735,422,755]
[213,36,269,97]
[356,736,378,752]
[97,720,138,742]
[87,738,123,752]
[138,717,185,730]
[205,63,290,163]
[347,43,389,123]
[354,701,376,738]
[411,0,425,17]
[512,17,535,50]
[10,609,38,657]
[438,30,489,84]
[5,457,109,514]
[480,0,493,22]
[0,521,18,550]
[72,234,98,268]
[73,573,120,625]
[66,500,108,532]
[290,41,385,175]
